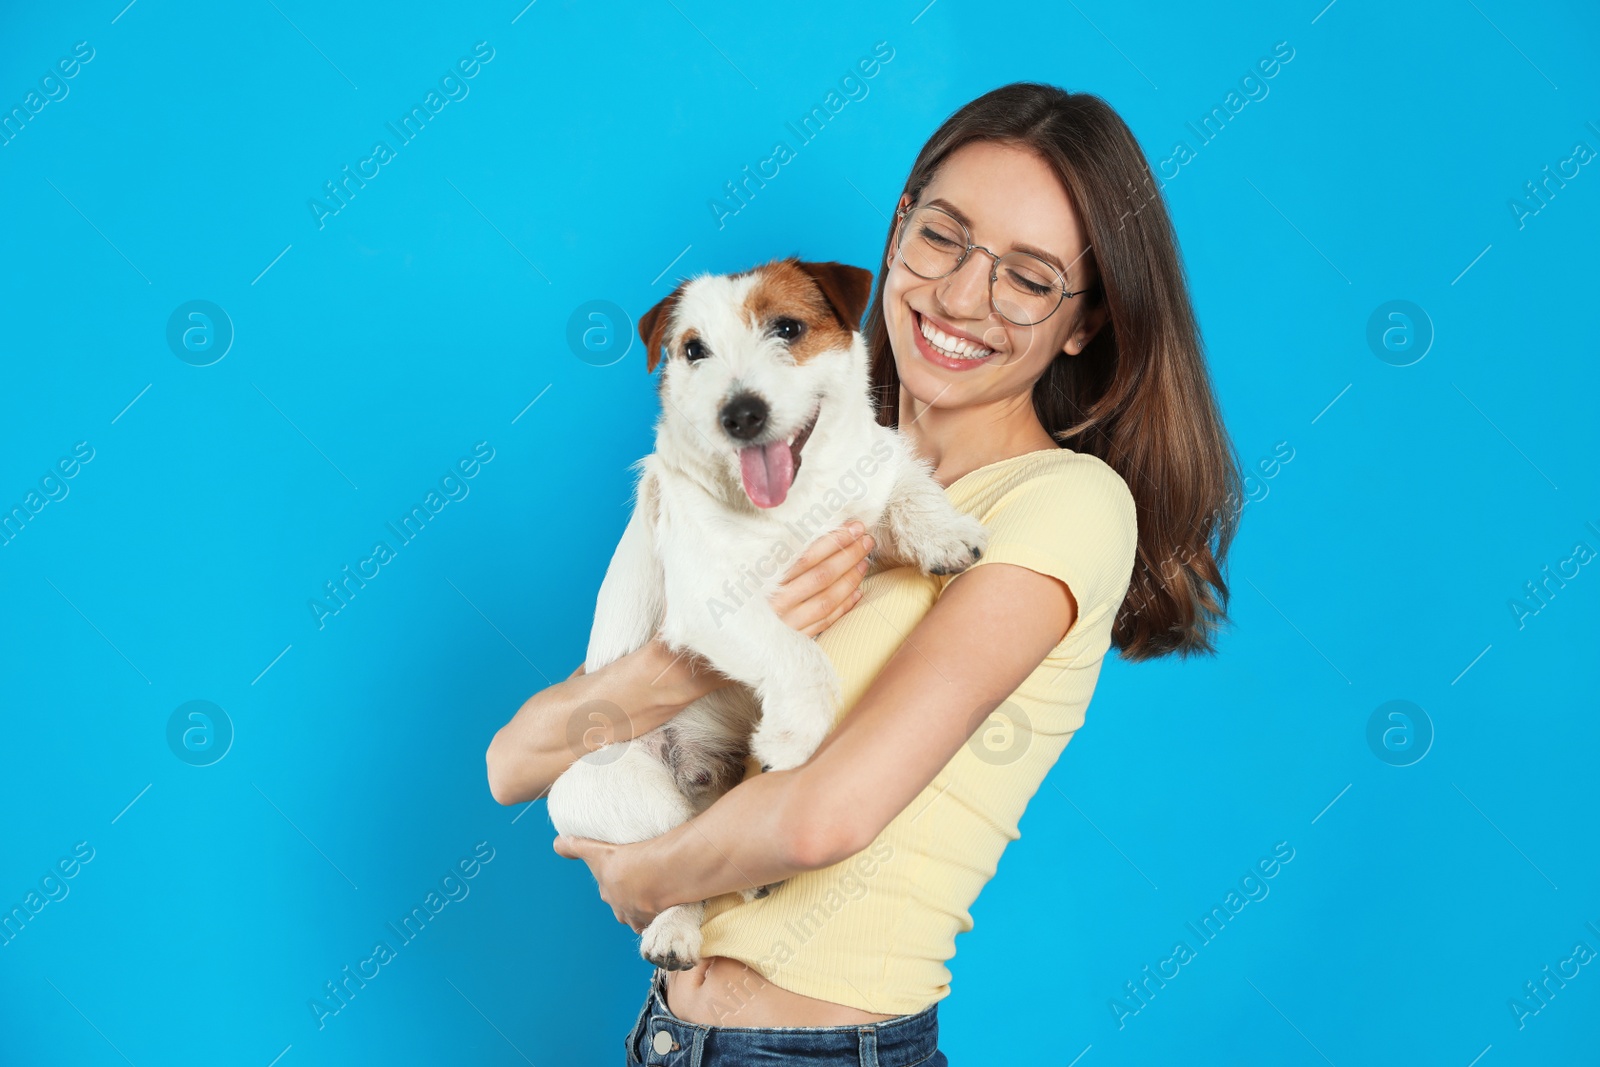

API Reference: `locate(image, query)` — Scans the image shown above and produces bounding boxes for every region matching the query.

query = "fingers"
[767,521,876,636]
[816,530,874,590]
[808,584,864,637]
[787,548,873,636]
[781,520,866,586]
[552,835,590,860]
[784,529,875,605]
[820,555,869,612]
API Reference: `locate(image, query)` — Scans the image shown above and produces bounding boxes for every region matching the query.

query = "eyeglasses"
[891,203,1090,327]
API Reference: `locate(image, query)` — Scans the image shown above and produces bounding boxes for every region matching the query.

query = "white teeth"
[918,314,993,360]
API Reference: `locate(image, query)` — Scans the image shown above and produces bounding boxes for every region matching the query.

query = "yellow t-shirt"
[696,445,1140,1016]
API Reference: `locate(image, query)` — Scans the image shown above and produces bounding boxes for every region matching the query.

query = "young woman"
[487,82,1242,1065]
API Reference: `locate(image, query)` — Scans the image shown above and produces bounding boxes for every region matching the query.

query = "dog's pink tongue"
[739,440,795,508]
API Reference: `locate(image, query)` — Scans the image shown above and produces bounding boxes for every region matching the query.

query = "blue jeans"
[623,967,950,1066]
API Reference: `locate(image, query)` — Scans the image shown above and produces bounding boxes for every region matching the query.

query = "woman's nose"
[935,252,994,322]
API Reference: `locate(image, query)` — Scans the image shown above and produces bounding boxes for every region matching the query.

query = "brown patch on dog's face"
[741,259,875,364]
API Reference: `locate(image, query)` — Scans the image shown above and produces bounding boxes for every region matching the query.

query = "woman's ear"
[1062,301,1110,356]
[886,192,913,268]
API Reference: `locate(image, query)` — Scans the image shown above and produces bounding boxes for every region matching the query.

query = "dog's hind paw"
[641,907,703,971]
[739,881,784,903]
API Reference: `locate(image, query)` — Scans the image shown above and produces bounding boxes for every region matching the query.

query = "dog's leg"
[547,736,693,848]
[547,737,719,970]
[671,603,842,773]
[586,465,666,672]
[747,663,838,774]
[564,466,734,967]
[878,452,990,577]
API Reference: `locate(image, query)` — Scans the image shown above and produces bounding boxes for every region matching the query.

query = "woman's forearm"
[630,765,846,912]
[486,638,731,805]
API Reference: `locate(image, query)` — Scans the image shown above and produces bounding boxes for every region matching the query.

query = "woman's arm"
[556,560,1077,924]
[485,638,732,806]
[487,520,877,807]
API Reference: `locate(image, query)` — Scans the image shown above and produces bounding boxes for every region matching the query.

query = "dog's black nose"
[719,392,769,441]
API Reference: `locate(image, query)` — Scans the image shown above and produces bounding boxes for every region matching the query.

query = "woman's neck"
[896,387,1058,489]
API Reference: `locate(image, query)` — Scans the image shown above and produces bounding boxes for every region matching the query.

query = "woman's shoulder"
[943,446,1139,615]
[953,446,1135,520]
[1027,444,1130,487]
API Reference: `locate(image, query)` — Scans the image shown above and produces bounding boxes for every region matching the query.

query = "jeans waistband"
[626,967,943,1067]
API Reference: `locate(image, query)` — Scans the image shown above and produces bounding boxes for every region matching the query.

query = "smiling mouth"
[915,309,997,362]
[738,403,820,509]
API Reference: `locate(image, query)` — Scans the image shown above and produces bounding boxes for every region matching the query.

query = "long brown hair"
[864,83,1243,661]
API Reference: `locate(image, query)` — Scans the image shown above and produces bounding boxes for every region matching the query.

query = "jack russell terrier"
[547,257,989,969]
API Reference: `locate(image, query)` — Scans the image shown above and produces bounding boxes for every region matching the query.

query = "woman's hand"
[768,521,876,638]
[552,835,661,932]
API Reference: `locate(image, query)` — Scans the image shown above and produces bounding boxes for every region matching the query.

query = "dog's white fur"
[547,262,988,970]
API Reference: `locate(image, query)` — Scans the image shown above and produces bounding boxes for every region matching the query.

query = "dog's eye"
[772,318,805,342]
[684,339,708,362]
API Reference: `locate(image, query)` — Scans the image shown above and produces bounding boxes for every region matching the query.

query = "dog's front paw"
[640,906,703,971]
[908,512,990,577]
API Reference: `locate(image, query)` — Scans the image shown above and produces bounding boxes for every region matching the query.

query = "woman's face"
[883,139,1104,409]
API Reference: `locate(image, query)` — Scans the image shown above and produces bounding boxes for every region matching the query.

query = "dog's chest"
[654,455,893,578]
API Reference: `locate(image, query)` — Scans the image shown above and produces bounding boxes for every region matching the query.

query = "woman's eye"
[684,340,707,361]
[772,318,804,341]
[919,227,959,248]
[1005,269,1054,296]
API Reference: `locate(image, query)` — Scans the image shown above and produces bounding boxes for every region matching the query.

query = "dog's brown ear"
[794,261,875,332]
[637,284,688,374]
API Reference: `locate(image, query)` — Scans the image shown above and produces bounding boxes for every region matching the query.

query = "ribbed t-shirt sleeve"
[952,460,1139,632]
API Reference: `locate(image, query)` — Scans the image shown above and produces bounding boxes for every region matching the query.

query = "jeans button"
[652,1029,675,1055]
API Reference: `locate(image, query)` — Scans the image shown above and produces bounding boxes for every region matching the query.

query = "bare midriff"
[664,956,899,1027]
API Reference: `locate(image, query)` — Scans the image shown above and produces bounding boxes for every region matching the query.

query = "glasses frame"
[891,203,1090,327]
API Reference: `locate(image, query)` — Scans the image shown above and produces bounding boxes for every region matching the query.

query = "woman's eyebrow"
[925,196,1071,275]
[924,197,972,226]
[1011,240,1068,275]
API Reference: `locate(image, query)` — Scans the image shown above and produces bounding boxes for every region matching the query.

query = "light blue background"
[2,1,1597,1063]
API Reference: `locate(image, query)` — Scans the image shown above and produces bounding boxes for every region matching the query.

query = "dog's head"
[637,257,874,510]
